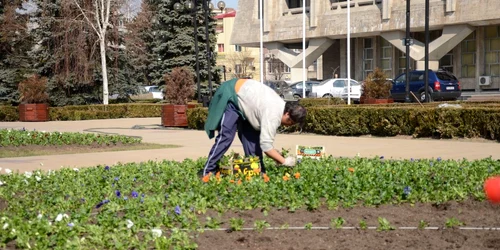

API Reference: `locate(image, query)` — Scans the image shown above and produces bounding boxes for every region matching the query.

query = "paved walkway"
[1,118,499,172]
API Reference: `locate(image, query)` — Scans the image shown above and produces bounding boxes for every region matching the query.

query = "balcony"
[330,0,382,10]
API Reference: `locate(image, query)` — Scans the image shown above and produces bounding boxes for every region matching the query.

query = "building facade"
[231,0,500,91]
[214,10,262,81]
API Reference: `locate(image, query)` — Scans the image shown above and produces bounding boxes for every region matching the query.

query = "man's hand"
[282,156,296,167]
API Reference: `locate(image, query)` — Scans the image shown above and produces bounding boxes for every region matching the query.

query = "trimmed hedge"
[49,104,163,120]
[0,106,19,121]
[298,98,345,107]
[186,105,500,140]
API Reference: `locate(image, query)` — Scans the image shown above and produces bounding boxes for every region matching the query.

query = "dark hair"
[284,101,307,126]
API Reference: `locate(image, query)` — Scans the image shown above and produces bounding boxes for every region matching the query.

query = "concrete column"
[316,55,324,80]
[382,0,392,20]
[264,0,270,32]
[446,0,456,13]
[454,41,461,77]
[340,39,347,78]
[310,0,317,28]
[355,38,364,81]
[391,45,398,79]
[476,27,484,92]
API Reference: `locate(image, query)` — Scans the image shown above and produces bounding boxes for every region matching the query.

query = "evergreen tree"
[30,0,103,106]
[0,1,33,104]
[148,0,219,90]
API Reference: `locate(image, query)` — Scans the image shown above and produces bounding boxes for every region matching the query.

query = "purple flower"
[410,158,414,162]
[95,200,109,209]
[131,191,139,198]
[297,159,302,164]
[22,127,26,131]
[430,162,434,166]
[380,156,384,159]
[403,186,411,195]
[80,198,85,203]
[114,177,119,181]
[116,190,121,197]
[174,205,181,215]
[67,222,74,227]
[105,166,110,170]
[123,196,128,200]
[133,178,137,182]
[437,157,442,162]
[141,194,145,198]
[140,198,144,203]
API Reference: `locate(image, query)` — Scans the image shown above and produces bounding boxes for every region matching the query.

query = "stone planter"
[18,103,49,122]
[161,104,197,127]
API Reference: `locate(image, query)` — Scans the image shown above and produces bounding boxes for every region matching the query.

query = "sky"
[213,0,239,10]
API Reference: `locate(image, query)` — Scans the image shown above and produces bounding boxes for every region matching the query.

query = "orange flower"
[230,179,235,183]
[237,179,242,185]
[253,168,261,174]
[294,172,301,179]
[348,167,355,173]
[263,174,270,183]
[283,175,290,181]
[246,175,252,181]
[202,172,212,183]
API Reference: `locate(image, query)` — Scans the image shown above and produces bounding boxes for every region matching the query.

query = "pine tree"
[148,0,220,91]
[0,1,33,104]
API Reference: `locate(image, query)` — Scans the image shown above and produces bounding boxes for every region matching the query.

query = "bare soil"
[194,200,500,249]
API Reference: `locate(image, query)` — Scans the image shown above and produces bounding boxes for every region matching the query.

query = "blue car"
[391,70,461,102]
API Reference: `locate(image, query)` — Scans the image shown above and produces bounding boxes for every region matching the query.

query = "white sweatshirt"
[236,79,286,152]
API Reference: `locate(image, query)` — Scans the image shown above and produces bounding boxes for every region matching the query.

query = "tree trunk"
[100,37,109,105]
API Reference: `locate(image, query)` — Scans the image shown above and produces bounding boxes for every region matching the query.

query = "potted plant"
[161,67,197,127]
[360,67,394,104]
[18,74,50,122]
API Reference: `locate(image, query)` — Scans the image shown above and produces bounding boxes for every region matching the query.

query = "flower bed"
[0,129,141,147]
[1,155,499,248]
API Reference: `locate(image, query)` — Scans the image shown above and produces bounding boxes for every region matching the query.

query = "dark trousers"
[203,102,265,176]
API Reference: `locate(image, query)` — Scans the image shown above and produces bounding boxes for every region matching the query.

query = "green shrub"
[0,106,19,121]
[49,104,163,121]
[298,98,346,107]
[187,107,208,130]
[186,105,500,140]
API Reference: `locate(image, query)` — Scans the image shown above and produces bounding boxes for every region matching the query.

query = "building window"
[440,53,453,73]
[218,44,224,53]
[235,45,242,52]
[380,38,392,77]
[363,38,373,79]
[461,32,476,78]
[399,52,408,75]
[485,26,500,76]
[287,0,310,8]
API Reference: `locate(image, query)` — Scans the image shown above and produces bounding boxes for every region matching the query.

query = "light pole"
[174,0,217,104]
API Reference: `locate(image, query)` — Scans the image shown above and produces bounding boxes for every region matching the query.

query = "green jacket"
[204,79,245,139]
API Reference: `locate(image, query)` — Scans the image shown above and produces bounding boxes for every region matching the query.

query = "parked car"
[340,81,362,103]
[264,80,294,100]
[390,70,461,102]
[288,80,320,99]
[144,85,164,99]
[311,78,360,98]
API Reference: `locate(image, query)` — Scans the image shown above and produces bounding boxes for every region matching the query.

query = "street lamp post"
[174,0,219,104]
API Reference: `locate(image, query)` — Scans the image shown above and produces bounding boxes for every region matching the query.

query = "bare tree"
[73,0,114,105]
[226,50,255,79]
